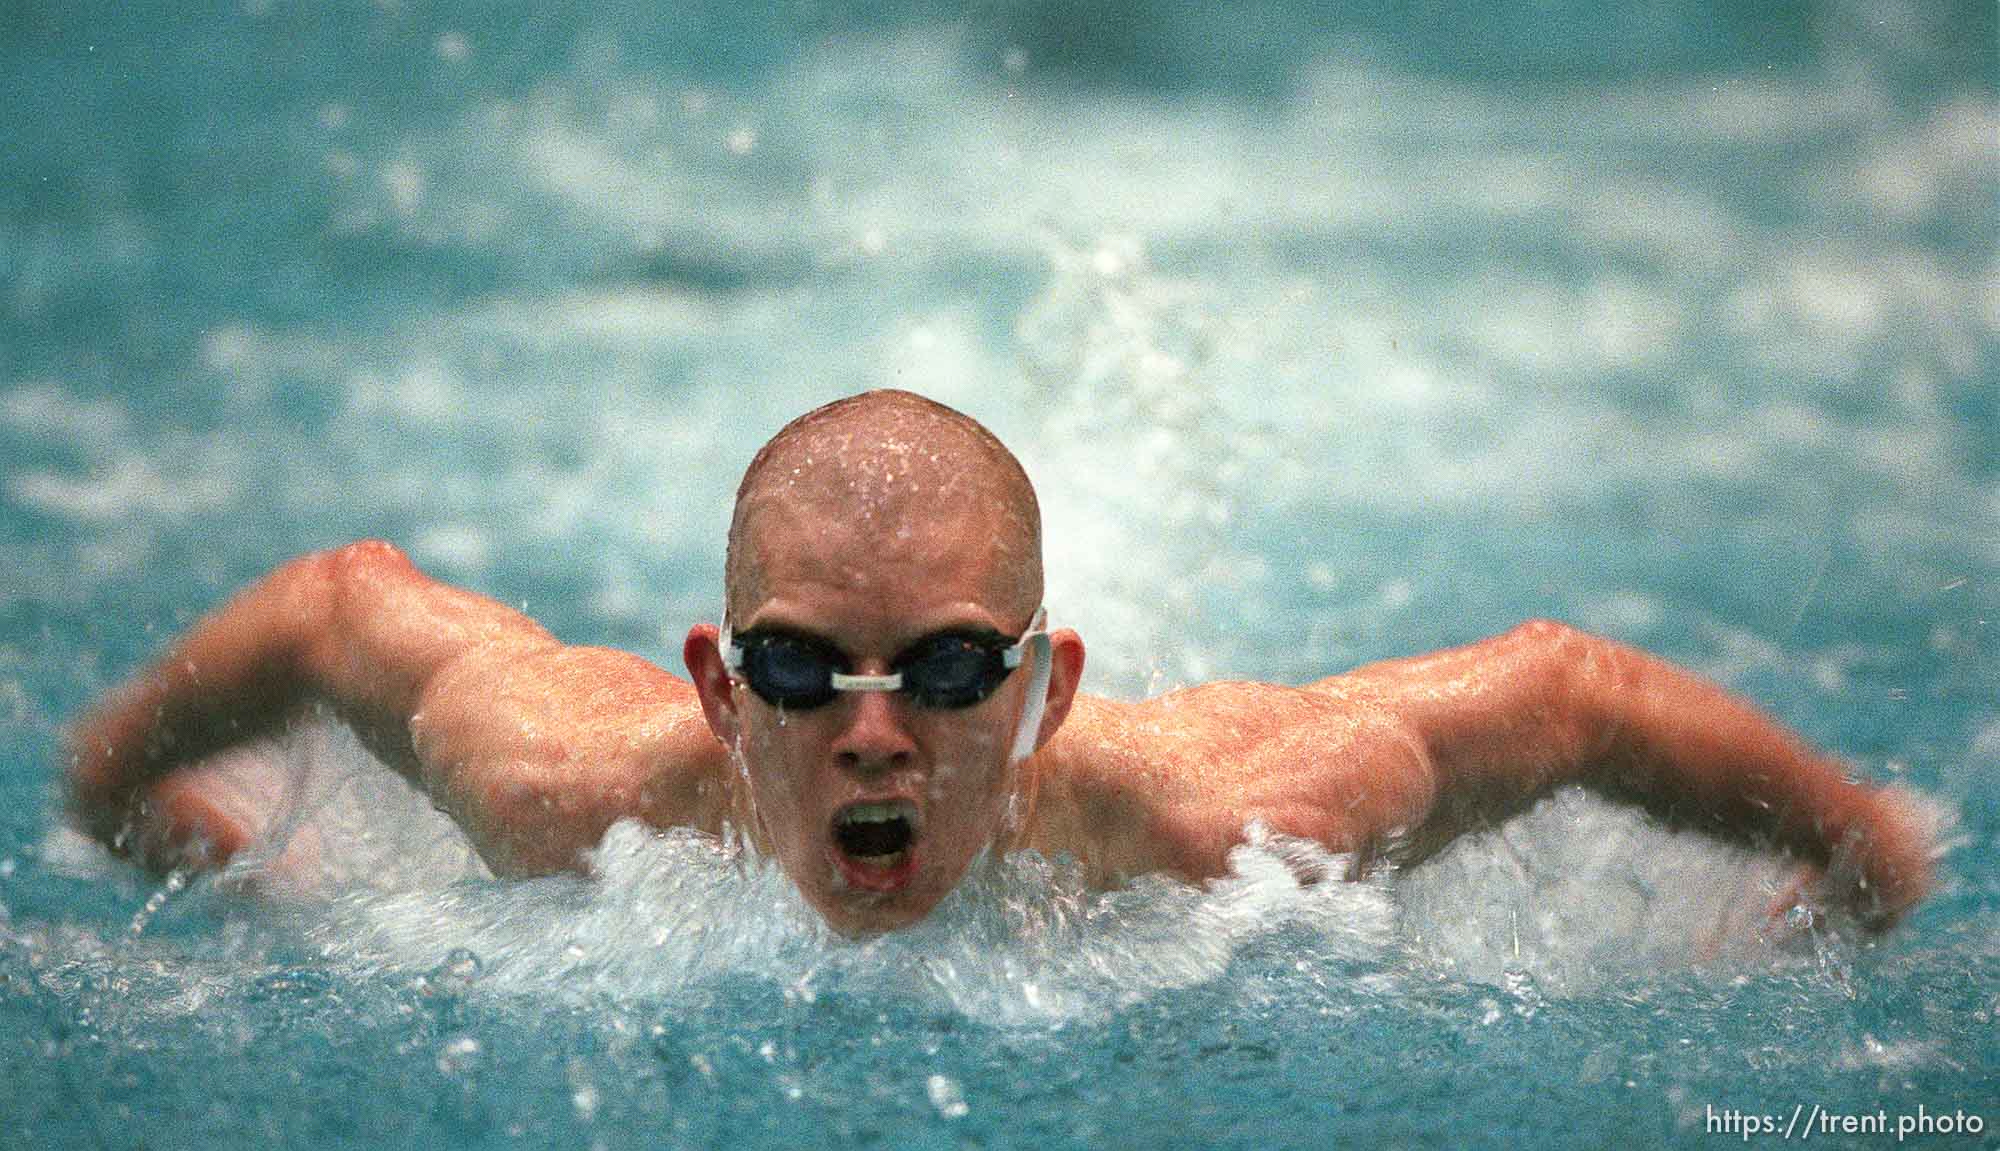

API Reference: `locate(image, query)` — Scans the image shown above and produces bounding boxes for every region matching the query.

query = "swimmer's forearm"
[1346,620,1928,923]
[1579,649,1864,858]
[1566,636,1930,923]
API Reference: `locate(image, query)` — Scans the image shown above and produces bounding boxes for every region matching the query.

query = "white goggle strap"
[1008,607,1052,764]
[718,618,740,672]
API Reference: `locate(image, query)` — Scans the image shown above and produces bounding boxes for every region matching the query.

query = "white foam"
[412,522,493,572]
[59,30,1970,654]
[152,720,1883,1027]
[1398,787,1831,994]
[297,810,1399,1028]
[168,727,1402,1027]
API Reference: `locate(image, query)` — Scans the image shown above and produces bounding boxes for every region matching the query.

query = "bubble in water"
[570,1060,601,1121]
[422,947,483,997]
[128,867,188,937]
[926,1073,968,1119]
[436,1034,481,1077]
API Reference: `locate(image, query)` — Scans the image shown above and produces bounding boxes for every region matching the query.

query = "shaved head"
[725,390,1042,625]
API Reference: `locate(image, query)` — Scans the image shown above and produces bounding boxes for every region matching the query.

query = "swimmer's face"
[697,501,1040,935]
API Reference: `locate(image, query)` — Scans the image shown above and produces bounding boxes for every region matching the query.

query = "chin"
[812,886,944,937]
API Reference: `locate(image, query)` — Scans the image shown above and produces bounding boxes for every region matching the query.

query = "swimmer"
[64,390,1933,936]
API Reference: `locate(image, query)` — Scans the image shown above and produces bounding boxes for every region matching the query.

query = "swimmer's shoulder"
[1024,682,1402,884]
[411,643,731,872]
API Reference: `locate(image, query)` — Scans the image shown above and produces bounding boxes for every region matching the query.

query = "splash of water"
[309,816,1398,1028]
[31,713,1891,1043]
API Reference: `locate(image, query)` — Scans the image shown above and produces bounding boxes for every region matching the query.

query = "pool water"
[2,2,1995,1147]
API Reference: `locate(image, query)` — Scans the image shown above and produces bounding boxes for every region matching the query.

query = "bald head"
[725,391,1042,624]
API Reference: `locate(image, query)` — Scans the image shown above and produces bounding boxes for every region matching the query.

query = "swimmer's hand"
[65,541,730,877]
[1765,787,1936,932]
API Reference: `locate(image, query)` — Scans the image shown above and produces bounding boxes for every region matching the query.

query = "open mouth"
[830,800,920,892]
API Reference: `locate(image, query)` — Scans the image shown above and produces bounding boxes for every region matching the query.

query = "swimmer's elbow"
[318,540,419,615]
[1496,618,1630,762]
[282,539,416,600]
[1497,618,1603,675]
[322,537,414,571]
[252,540,418,662]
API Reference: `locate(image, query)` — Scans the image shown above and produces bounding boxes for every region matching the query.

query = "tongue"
[837,816,912,860]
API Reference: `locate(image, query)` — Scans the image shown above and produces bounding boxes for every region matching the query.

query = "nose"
[830,688,915,775]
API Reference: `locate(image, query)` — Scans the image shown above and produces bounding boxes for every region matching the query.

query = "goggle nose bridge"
[828,670,902,692]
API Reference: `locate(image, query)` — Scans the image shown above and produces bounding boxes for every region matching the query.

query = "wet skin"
[683,498,1084,934]
[65,538,1932,936]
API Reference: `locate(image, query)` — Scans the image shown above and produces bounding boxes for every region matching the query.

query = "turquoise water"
[3,3,1996,1147]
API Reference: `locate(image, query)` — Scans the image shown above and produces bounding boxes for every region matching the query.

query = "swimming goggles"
[719,608,1052,762]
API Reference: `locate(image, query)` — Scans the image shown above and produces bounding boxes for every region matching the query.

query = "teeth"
[841,803,906,825]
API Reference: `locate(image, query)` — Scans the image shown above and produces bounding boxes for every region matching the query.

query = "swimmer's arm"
[1331,620,1932,927]
[65,540,729,876]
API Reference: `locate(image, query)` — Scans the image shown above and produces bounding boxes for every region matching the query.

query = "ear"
[1028,628,1086,754]
[683,623,740,746]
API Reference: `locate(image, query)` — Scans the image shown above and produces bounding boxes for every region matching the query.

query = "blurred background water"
[2,1,1995,1147]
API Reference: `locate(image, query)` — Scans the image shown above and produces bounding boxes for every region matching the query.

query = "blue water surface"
[2,2,1995,1147]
